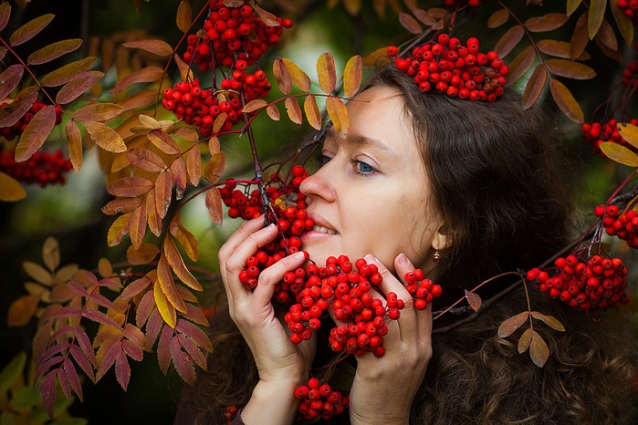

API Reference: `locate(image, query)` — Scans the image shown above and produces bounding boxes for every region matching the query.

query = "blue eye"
[356,161,374,174]
[320,154,332,165]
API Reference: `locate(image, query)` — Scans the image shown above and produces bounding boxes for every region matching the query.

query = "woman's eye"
[355,161,375,174]
[320,154,332,165]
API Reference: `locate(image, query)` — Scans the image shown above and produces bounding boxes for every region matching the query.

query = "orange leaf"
[27,39,82,65]
[173,126,198,143]
[170,156,187,199]
[0,172,26,202]
[173,53,194,82]
[317,53,337,94]
[107,213,131,247]
[56,70,104,105]
[73,103,123,123]
[208,137,220,155]
[529,330,549,367]
[157,255,187,313]
[598,142,638,167]
[595,35,623,62]
[9,13,54,46]
[122,39,174,57]
[146,190,162,237]
[176,0,192,33]
[497,311,529,338]
[566,0,582,15]
[504,45,536,87]
[522,64,547,109]
[0,86,38,128]
[204,152,226,184]
[41,56,97,87]
[147,130,181,155]
[398,12,422,34]
[325,97,349,138]
[610,0,634,47]
[163,237,203,291]
[517,327,532,353]
[24,261,52,285]
[493,25,524,57]
[101,198,142,216]
[186,145,201,186]
[304,95,322,130]
[524,13,569,32]
[464,290,482,312]
[107,176,153,197]
[285,97,303,124]
[213,112,226,133]
[487,8,509,28]
[616,122,638,149]
[169,215,198,262]
[14,105,56,162]
[266,104,280,121]
[127,148,166,173]
[0,64,25,100]
[8,294,40,327]
[66,120,83,172]
[536,40,590,60]
[153,280,177,328]
[0,2,11,33]
[363,46,393,68]
[241,99,268,113]
[155,170,173,219]
[588,0,606,39]
[596,19,618,52]
[127,243,159,266]
[205,188,223,225]
[129,205,147,250]
[549,79,584,123]
[343,0,362,15]
[530,311,565,331]
[119,89,157,113]
[343,55,362,98]
[110,66,165,94]
[282,58,312,92]
[545,59,596,80]
[413,8,436,25]
[83,120,127,153]
[252,2,279,26]
[570,11,588,60]
[273,58,292,95]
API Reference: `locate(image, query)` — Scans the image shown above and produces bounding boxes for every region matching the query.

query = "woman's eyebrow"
[326,127,399,160]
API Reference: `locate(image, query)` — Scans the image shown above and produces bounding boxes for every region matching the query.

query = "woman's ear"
[432,223,450,251]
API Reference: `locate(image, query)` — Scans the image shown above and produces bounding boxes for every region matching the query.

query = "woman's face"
[299,85,446,272]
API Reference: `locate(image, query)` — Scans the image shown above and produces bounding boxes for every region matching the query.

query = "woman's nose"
[299,163,336,203]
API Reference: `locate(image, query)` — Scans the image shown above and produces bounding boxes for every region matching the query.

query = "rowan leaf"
[570,11,589,61]
[273,58,292,95]
[545,59,596,80]
[84,120,126,153]
[524,13,569,32]
[325,97,349,138]
[186,145,201,186]
[127,148,165,173]
[128,205,147,250]
[282,58,312,92]
[63,120,83,172]
[494,25,524,57]
[530,311,565,331]
[241,99,268,113]
[413,8,436,25]
[7,294,40,327]
[285,97,303,124]
[56,70,104,104]
[549,79,584,123]
[107,213,131,247]
[304,95,322,130]
[0,64,25,100]
[517,327,532,353]
[596,19,618,52]
[157,324,173,373]
[497,311,529,338]
[69,344,96,383]
[155,169,173,219]
[317,53,337,94]
[113,348,131,391]
[213,112,227,133]
[610,0,634,47]
[599,142,638,166]
[158,255,187,313]
[177,333,207,370]
[566,0,582,15]
[170,157,187,200]
[464,290,482,312]
[39,370,57,418]
[205,188,223,225]
[136,291,156,329]
[0,86,38,128]
[120,275,153,301]
[183,303,210,327]
[9,13,54,47]
[595,35,623,62]
[41,56,97,87]
[343,55,362,98]
[101,198,142,216]
[267,104,280,121]
[27,38,82,65]
[24,261,53,285]
[62,358,83,401]
[0,172,25,201]
[163,237,202,291]
[107,176,153,197]
[0,2,10,33]
[169,215,198,262]
[505,45,536,86]
[73,103,123,123]
[154,280,177,328]
[588,0,606,39]
[398,12,422,34]
[176,319,213,352]
[146,190,162,237]
[487,8,509,28]
[204,152,226,184]
[123,39,173,57]
[616,123,638,149]
[14,105,56,162]
[529,330,549,367]
[119,88,157,113]
[110,66,165,94]
[170,337,196,385]
[522,64,547,109]
[147,129,181,155]
[536,40,590,60]
[343,0,362,14]
[252,2,279,26]
[176,0,192,33]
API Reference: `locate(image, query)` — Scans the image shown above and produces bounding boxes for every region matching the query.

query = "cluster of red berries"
[595,204,638,248]
[294,377,349,421]
[617,0,638,27]
[622,59,638,89]
[0,100,63,141]
[388,34,508,102]
[0,149,72,187]
[526,254,630,311]
[182,0,292,72]
[582,118,638,157]
[405,268,443,310]
[223,405,237,425]
[444,0,490,6]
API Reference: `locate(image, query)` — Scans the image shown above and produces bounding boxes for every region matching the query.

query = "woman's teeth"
[313,225,337,235]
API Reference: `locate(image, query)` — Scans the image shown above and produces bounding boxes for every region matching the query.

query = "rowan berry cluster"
[223,405,237,425]
[388,34,508,102]
[294,377,349,421]
[622,59,638,89]
[182,0,292,71]
[0,100,63,141]
[404,268,443,310]
[526,254,630,311]
[594,204,638,248]
[0,149,72,187]
[617,0,638,27]
[582,119,638,157]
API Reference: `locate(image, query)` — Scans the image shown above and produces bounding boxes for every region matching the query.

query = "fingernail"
[364,254,377,264]
[397,253,409,265]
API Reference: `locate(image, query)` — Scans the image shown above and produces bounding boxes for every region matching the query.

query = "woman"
[174,64,636,424]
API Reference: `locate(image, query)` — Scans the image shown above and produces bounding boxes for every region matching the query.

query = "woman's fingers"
[252,251,306,306]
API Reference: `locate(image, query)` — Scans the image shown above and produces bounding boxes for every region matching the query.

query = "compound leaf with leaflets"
[0,64,25,100]
[343,55,362,98]
[326,97,349,138]
[273,58,292,95]
[27,39,83,66]
[304,95,322,130]
[10,13,54,47]
[549,79,584,123]
[176,0,192,33]
[529,330,549,367]
[205,188,223,226]
[282,58,312,92]
[285,97,303,124]
[497,311,529,338]
[56,70,104,105]
[545,59,596,80]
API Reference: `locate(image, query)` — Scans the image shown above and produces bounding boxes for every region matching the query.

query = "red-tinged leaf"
[571,11,588,60]
[304,96,322,131]
[114,348,131,391]
[252,2,279,26]
[33,320,53,361]
[505,45,536,86]
[282,58,312,92]
[530,311,565,331]
[464,290,482,312]
[241,99,268,113]
[83,120,127,153]
[170,156,187,199]
[549,79,584,123]
[158,255,188,313]
[120,277,152,303]
[39,370,57,418]
[599,142,638,166]
[497,311,529,338]
[14,105,56,162]
[173,126,199,143]
[493,25,524,58]
[487,8,509,28]
[0,86,38,128]
[27,38,82,66]
[144,310,162,351]
[57,363,73,400]
[566,0,582,15]
[0,2,10,33]
[9,13,54,46]
[41,56,97,87]
[529,330,549,367]
[111,66,165,94]
[595,33,623,62]
[176,285,198,304]
[164,237,203,292]
[285,97,303,125]
[173,52,194,82]
[170,215,198,261]
[56,70,104,104]
[536,40,590,60]
[73,103,123,123]
[122,339,144,362]
[123,39,174,57]
[67,281,89,297]
[35,354,65,388]
[204,152,226,184]
[176,0,192,33]
[7,294,40,327]
[88,292,118,311]
[74,327,97,365]
[0,172,26,202]
[48,306,82,320]
[0,64,24,100]
[186,145,201,187]
[62,358,83,401]
[82,309,122,330]
[325,97,349,138]
[184,303,209,327]
[96,341,119,382]
[617,123,638,149]
[176,319,213,352]
[517,327,532,353]
[317,53,337,94]
[525,13,569,32]
[398,12,422,34]
[101,198,142,216]
[343,55,362,98]
[170,336,196,385]
[157,324,173,374]
[135,290,155,330]
[107,176,153,197]
[610,0,634,47]
[178,334,207,370]
[128,148,166,173]
[128,205,147,250]
[267,104,280,121]
[273,58,292,95]
[69,344,96,383]
[588,0,606,39]
[65,120,83,172]
[522,64,547,109]
[155,170,173,220]
[154,280,177,328]
[545,59,596,80]
[119,88,157,113]
[148,129,181,155]
[413,8,436,25]
[146,190,162,237]
[596,19,618,52]
[205,187,223,225]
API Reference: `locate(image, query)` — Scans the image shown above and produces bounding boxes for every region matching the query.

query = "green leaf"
[0,352,26,393]
[8,386,41,412]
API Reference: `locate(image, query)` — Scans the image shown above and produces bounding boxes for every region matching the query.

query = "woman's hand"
[348,253,433,425]
[218,216,317,425]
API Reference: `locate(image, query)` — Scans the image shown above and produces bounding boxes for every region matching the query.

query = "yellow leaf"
[129,205,148,249]
[505,46,536,87]
[147,130,181,155]
[317,53,337,94]
[154,170,173,220]
[153,280,176,328]
[549,79,584,123]
[83,121,127,153]
[325,97,349,138]
[588,0,606,40]
[14,105,56,162]
[0,172,26,202]
[186,145,201,187]
[616,123,638,149]
[610,0,634,47]
[41,56,97,87]
[285,97,302,124]
[304,95,322,130]
[7,295,40,327]
[213,112,227,134]
[176,0,192,33]
[208,137,220,155]
[273,58,292,95]
[127,243,160,266]
[530,311,565,331]
[241,99,268,113]
[343,0,362,15]
[363,46,392,68]
[566,0,582,15]
[599,142,638,167]
[146,190,162,237]
[282,58,311,92]
[169,215,198,262]
[267,104,280,121]
[23,261,53,285]
[545,59,596,80]
[107,213,131,247]
[73,103,123,123]
[157,255,187,313]
[98,258,113,279]
[343,55,362,98]
[163,237,203,291]
[66,120,83,172]
[42,236,60,272]
[204,152,226,184]
[517,327,532,353]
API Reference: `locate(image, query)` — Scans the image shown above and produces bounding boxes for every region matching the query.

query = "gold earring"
[433,250,440,264]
